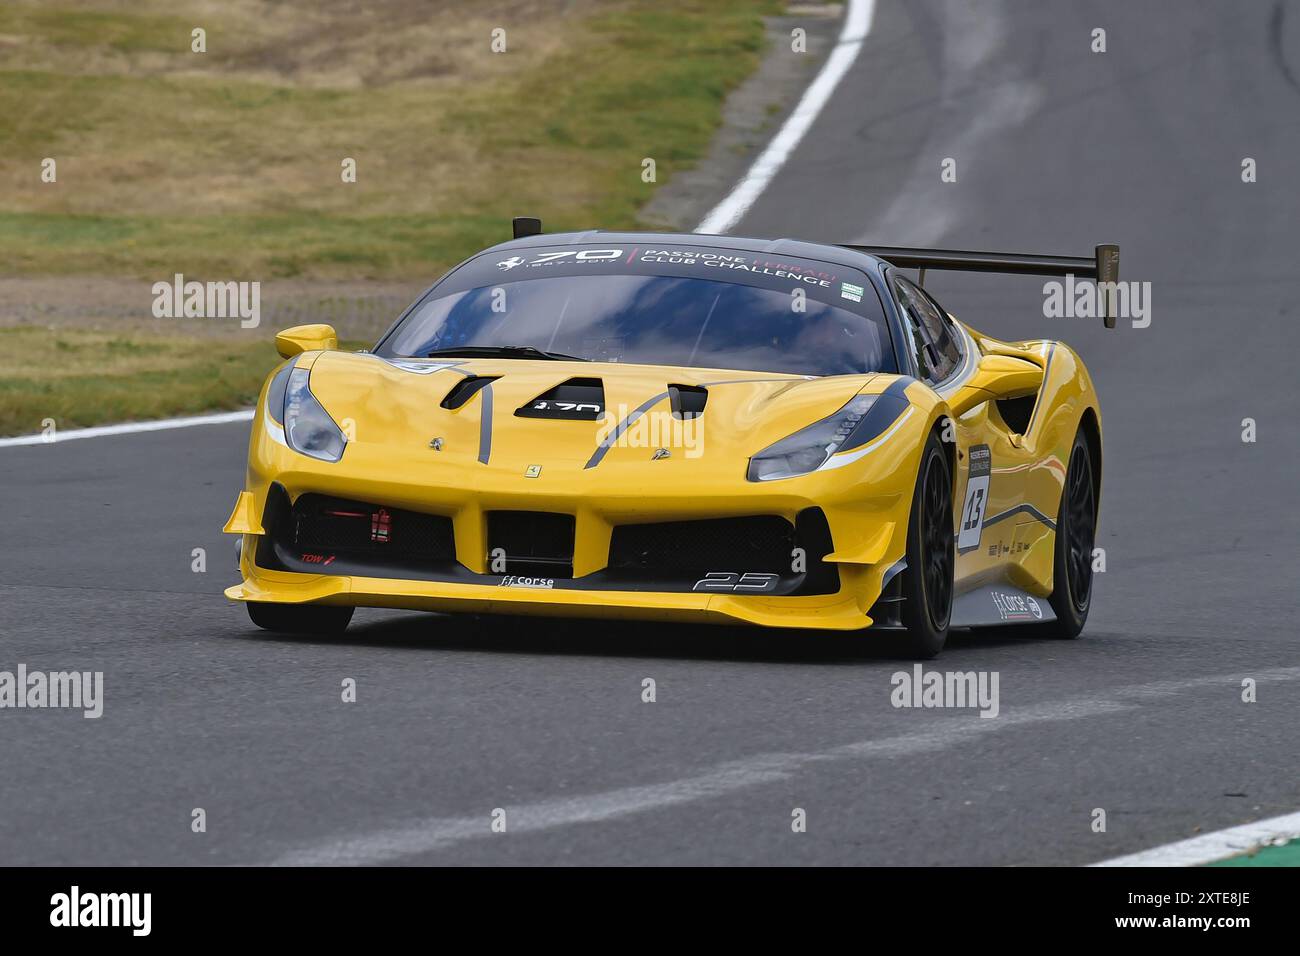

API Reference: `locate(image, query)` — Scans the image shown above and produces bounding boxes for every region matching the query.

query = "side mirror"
[275,324,338,359]
[948,354,1043,417]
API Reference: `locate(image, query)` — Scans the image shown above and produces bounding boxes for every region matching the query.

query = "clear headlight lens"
[284,367,346,462]
[747,394,877,482]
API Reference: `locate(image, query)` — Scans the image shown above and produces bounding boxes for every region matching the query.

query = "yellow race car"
[224,221,1116,657]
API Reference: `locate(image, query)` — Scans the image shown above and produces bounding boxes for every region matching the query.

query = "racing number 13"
[962,488,984,531]
[957,444,993,552]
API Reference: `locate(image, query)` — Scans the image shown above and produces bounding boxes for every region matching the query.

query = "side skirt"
[951,583,1056,628]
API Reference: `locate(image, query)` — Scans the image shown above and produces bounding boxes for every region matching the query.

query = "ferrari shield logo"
[524,464,542,478]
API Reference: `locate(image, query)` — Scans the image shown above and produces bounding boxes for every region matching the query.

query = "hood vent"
[516,378,605,420]
[668,384,707,419]
[441,375,498,410]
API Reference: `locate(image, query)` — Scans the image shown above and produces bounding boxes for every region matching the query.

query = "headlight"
[284,367,346,462]
[747,394,878,481]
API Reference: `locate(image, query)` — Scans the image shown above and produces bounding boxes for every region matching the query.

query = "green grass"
[0,326,275,434]
[1208,838,1300,867]
[0,325,371,435]
[0,0,781,280]
[0,210,506,278]
[0,0,781,434]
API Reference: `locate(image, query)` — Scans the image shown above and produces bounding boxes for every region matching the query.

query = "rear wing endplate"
[842,243,1121,328]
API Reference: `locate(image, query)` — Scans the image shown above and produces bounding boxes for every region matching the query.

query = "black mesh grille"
[291,494,454,561]
[608,515,794,576]
[487,511,575,577]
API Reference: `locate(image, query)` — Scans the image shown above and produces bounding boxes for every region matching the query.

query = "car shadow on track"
[229,608,1054,665]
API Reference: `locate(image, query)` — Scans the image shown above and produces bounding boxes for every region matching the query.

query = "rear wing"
[842,242,1121,328]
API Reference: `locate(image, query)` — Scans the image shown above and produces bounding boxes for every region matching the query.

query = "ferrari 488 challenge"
[224,219,1117,657]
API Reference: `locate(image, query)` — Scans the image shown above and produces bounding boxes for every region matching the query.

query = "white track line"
[1093,810,1300,867]
[268,666,1300,866]
[695,0,876,235]
[0,409,253,448]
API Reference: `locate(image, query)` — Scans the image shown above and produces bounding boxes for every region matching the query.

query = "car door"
[889,275,1037,587]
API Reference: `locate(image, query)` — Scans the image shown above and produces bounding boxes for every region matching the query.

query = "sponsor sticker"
[499,575,554,589]
[691,572,780,593]
[840,281,864,302]
[498,249,624,271]
[958,444,992,552]
[991,589,1039,622]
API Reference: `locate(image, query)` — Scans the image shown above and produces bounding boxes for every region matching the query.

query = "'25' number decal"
[692,572,779,593]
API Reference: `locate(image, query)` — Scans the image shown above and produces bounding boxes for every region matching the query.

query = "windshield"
[378,245,896,377]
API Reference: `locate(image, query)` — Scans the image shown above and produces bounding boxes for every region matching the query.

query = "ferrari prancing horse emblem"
[524,464,542,478]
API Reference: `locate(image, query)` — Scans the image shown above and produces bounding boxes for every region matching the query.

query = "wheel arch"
[1078,406,1102,523]
[924,407,959,497]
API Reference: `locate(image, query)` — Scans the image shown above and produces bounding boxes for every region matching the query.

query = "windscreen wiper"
[424,346,589,361]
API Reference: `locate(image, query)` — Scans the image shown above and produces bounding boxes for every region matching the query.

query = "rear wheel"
[246,601,354,635]
[893,432,954,658]
[1036,428,1096,638]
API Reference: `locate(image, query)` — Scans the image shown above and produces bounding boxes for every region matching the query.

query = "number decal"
[527,249,623,265]
[693,572,738,592]
[962,487,985,531]
[692,572,779,593]
[957,444,992,551]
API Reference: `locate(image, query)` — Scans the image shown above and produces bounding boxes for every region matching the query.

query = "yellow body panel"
[224,323,1101,633]
[222,490,263,535]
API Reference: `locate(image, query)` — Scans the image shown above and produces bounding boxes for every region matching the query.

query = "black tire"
[1036,428,1096,638]
[892,432,955,658]
[246,601,354,635]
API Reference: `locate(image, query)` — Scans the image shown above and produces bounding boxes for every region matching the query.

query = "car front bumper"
[224,562,882,630]
[222,385,929,631]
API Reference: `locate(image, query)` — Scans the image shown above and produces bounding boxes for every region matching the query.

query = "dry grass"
[0,0,780,434]
[1,0,609,218]
[0,0,779,278]
[0,324,372,434]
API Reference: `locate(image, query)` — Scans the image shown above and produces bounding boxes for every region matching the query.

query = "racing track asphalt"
[2,0,1297,865]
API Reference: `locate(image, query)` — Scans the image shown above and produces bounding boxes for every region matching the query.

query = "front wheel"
[893,432,954,658]
[246,601,354,635]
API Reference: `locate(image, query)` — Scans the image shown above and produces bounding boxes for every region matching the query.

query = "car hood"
[304,352,903,471]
